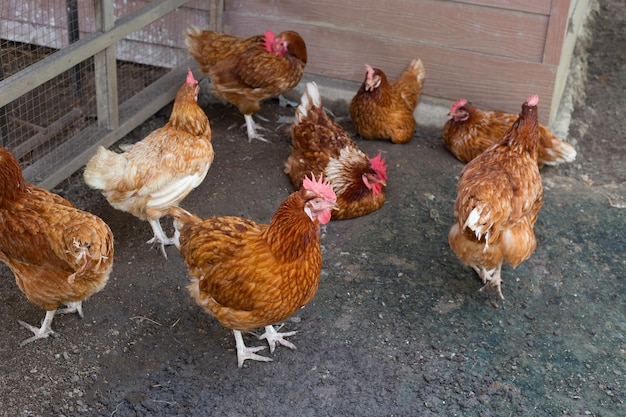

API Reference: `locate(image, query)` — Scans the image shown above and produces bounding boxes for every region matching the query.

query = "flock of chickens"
[0,28,577,367]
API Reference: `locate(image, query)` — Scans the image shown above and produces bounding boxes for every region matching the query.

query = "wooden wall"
[220,0,591,124]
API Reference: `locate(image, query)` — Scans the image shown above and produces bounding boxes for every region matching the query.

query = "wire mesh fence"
[0,0,211,187]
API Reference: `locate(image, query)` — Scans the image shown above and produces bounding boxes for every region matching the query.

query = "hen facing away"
[185,28,307,143]
[84,70,213,257]
[169,174,336,367]
[0,147,114,346]
[448,95,544,300]
[285,81,388,220]
[350,59,425,144]
[443,98,577,167]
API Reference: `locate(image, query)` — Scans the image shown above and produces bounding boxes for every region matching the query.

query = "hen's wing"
[185,28,263,71]
[179,216,298,327]
[209,49,303,109]
[92,127,213,218]
[455,147,543,249]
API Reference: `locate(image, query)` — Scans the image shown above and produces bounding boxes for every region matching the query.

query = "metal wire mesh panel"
[0,0,210,186]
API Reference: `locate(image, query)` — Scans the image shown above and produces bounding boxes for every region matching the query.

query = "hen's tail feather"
[184,26,203,56]
[406,58,425,85]
[83,146,126,190]
[168,206,202,230]
[539,137,577,166]
[295,82,322,124]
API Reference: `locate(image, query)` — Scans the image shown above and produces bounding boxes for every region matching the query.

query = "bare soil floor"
[1,2,624,416]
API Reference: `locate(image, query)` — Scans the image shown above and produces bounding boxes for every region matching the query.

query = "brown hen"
[448,95,544,299]
[169,174,336,367]
[443,98,577,167]
[185,27,307,142]
[350,59,425,144]
[0,147,114,346]
[285,82,387,220]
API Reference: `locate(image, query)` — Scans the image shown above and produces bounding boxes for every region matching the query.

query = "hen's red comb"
[370,153,388,180]
[303,173,337,202]
[186,69,196,84]
[526,95,539,106]
[365,64,374,80]
[450,98,467,113]
[263,30,276,53]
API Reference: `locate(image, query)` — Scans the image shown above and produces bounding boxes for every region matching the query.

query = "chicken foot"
[56,301,84,318]
[18,301,85,346]
[474,264,504,300]
[18,310,57,346]
[243,114,271,143]
[258,324,297,353]
[233,329,272,368]
[147,218,176,258]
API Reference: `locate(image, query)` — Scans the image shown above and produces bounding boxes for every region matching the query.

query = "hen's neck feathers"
[498,104,539,157]
[263,190,319,262]
[168,86,211,137]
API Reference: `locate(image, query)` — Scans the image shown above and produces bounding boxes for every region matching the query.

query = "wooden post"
[93,0,119,130]
[67,0,83,106]
[0,51,7,147]
[210,0,224,32]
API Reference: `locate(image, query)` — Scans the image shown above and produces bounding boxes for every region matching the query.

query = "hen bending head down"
[0,147,114,346]
[448,95,544,300]
[168,174,336,367]
[83,69,214,257]
[185,27,307,142]
[285,81,388,220]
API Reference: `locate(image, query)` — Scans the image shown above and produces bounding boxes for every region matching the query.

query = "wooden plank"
[451,0,551,15]
[210,0,224,32]
[23,62,194,189]
[543,0,571,65]
[223,0,548,62]
[0,0,190,108]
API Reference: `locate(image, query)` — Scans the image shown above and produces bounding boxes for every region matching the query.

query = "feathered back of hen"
[0,147,26,204]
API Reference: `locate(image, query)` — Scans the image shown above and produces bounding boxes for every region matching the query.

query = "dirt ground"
[1,2,624,416]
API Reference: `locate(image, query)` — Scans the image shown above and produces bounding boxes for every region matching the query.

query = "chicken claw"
[18,310,57,346]
[243,114,271,143]
[233,330,272,367]
[147,219,176,257]
[56,301,84,318]
[258,324,297,353]
[476,264,504,300]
